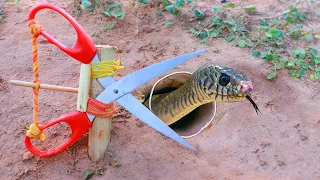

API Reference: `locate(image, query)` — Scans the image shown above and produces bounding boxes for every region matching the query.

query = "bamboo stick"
[77,64,91,112]
[9,80,78,93]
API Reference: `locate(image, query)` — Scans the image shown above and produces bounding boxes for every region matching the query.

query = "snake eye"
[219,74,230,86]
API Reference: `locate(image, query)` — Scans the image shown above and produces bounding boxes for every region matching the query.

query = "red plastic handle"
[28,3,97,64]
[25,111,92,157]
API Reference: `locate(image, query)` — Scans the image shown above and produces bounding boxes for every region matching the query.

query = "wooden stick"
[88,46,115,162]
[10,80,78,93]
[77,64,91,112]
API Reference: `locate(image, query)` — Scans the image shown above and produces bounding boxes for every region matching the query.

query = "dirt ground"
[1,0,320,179]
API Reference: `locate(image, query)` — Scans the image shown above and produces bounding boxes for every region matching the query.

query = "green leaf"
[305,35,313,41]
[194,9,205,19]
[267,73,277,79]
[80,0,92,10]
[199,31,208,39]
[211,16,221,25]
[139,0,148,4]
[0,19,7,24]
[291,32,301,40]
[288,69,296,76]
[298,14,305,22]
[237,40,246,48]
[290,7,298,13]
[200,39,209,45]
[285,17,296,25]
[190,27,199,35]
[106,21,117,30]
[297,68,306,77]
[114,162,122,167]
[315,34,320,39]
[244,5,257,13]
[252,50,259,57]
[83,169,94,180]
[266,29,283,38]
[101,11,111,17]
[272,64,283,70]
[259,20,269,26]
[165,5,174,12]
[212,6,221,13]
[310,48,318,57]
[225,34,235,42]
[209,29,219,37]
[164,21,174,27]
[260,51,268,59]
[300,62,309,69]
[292,47,306,59]
[301,31,308,35]
[227,3,235,8]
[111,11,125,19]
[310,73,320,80]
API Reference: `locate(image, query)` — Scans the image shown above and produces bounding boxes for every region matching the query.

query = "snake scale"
[144,65,261,125]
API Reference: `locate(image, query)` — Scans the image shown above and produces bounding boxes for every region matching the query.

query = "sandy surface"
[0,0,320,179]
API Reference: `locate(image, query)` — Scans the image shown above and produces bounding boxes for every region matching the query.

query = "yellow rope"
[90,60,124,78]
[26,19,46,141]
[26,123,46,141]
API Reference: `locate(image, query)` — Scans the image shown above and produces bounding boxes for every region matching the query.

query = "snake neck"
[151,77,211,125]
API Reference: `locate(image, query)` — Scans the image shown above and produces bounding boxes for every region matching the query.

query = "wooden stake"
[10,80,78,93]
[88,46,115,161]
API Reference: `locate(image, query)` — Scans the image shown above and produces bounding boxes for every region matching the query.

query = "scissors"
[24,4,207,157]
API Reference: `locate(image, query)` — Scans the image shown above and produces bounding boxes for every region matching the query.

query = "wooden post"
[88,46,116,161]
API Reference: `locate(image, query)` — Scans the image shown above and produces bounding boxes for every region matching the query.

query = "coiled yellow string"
[90,60,124,78]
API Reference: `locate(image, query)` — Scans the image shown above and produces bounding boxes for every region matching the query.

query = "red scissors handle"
[25,111,92,157]
[28,4,97,64]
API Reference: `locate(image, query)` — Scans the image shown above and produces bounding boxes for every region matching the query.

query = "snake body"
[144,65,256,125]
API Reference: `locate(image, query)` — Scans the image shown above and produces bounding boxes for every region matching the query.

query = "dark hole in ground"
[144,85,215,137]
[169,103,214,136]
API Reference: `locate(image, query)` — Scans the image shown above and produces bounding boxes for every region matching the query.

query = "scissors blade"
[94,49,208,104]
[116,93,196,151]
[86,76,196,151]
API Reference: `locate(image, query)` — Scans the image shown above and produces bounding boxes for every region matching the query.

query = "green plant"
[163,0,192,16]
[163,20,174,27]
[79,0,124,19]
[0,7,6,24]
[285,47,320,79]
[92,21,117,36]
[80,0,92,10]
[100,1,125,19]
[283,6,306,27]
[83,168,106,180]
[189,4,249,44]
[187,2,320,81]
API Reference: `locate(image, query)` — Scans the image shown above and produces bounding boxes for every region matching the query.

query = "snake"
[143,65,261,125]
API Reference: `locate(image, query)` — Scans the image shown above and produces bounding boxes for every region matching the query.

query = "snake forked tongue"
[246,95,262,115]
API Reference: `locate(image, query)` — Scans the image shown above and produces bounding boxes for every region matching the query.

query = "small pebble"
[259,160,267,166]
[23,152,34,160]
[277,160,285,166]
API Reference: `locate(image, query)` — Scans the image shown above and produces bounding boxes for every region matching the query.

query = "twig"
[249,10,290,20]
[215,111,226,125]
[311,90,319,99]
[271,107,281,121]
[308,24,320,33]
